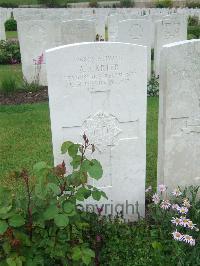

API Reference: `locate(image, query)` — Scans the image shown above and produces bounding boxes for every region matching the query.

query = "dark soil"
[0,87,48,105]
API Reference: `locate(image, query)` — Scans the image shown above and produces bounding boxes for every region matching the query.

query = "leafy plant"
[0,3,18,8]
[37,0,62,7]
[0,74,18,96]
[186,0,200,8]
[0,40,21,65]
[85,185,200,265]
[0,135,107,265]
[188,25,200,39]
[89,0,99,7]
[188,16,199,27]
[5,18,17,32]
[155,0,173,8]
[21,78,43,93]
[147,73,159,97]
[120,0,134,8]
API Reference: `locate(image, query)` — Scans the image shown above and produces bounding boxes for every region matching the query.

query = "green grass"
[0,97,159,187]
[6,31,18,40]
[0,64,23,82]
[0,103,53,185]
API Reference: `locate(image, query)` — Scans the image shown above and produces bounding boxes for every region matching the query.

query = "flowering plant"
[147,184,199,247]
[0,135,106,265]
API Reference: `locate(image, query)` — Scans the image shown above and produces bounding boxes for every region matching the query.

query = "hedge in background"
[5,18,17,32]
[0,40,21,65]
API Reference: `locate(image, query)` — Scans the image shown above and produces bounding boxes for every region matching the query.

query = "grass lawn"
[0,64,23,81]
[0,97,158,187]
[6,31,18,40]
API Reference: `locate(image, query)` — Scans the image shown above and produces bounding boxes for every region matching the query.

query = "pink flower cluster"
[149,184,199,247]
[33,53,44,65]
[172,230,195,246]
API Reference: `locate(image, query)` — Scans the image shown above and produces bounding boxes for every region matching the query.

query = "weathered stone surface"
[46,42,147,220]
[118,19,151,79]
[158,39,200,191]
[154,17,187,76]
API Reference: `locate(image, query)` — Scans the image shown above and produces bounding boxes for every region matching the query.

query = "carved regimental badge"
[82,111,122,151]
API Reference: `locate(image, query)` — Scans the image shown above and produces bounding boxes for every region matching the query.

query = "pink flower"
[152,193,160,204]
[158,184,167,193]
[160,199,171,210]
[172,230,183,241]
[171,204,179,210]
[183,234,195,246]
[172,188,182,197]
[171,217,180,226]
[96,235,101,242]
[177,206,189,215]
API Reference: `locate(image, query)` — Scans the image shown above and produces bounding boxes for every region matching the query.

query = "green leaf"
[72,247,82,261]
[43,205,58,220]
[70,155,82,169]
[76,187,91,200]
[8,214,25,228]
[33,161,50,173]
[35,184,47,199]
[68,144,79,158]
[63,202,75,214]
[2,242,11,254]
[61,141,73,154]
[6,258,16,266]
[92,190,101,201]
[47,183,61,196]
[81,159,90,171]
[0,220,8,234]
[0,205,12,215]
[101,191,108,199]
[82,255,91,265]
[83,248,95,258]
[88,160,103,180]
[54,214,69,228]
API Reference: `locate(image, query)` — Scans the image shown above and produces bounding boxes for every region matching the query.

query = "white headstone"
[46,42,147,220]
[17,20,59,86]
[118,19,152,79]
[154,17,187,76]
[0,8,7,40]
[61,19,96,44]
[158,39,200,191]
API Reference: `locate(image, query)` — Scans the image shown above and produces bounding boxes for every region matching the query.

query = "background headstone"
[154,17,187,76]
[118,19,152,79]
[157,39,200,191]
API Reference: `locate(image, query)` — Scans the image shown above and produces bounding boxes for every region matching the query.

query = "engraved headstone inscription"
[157,39,200,191]
[154,18,187,76]
[46,42,147,220]
[118,19,152,79]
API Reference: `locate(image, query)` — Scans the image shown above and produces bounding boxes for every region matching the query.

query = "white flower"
[158,184,167,193]
[152,193,160,204]
[171,217,180,226]
[171,204,179,210]
[187,220,197,230]
[172,188,182,197]
[160,199,171,210]
[183,198,191,208]
[177,206,189,215]
[179,217,189,228]
[183,234,195,246]
[145,186,152,193]
[172,230,183,241]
